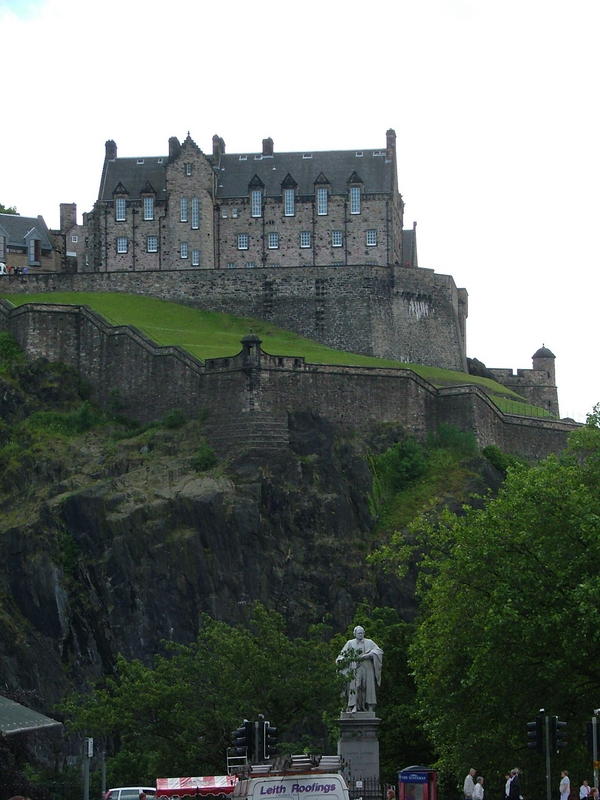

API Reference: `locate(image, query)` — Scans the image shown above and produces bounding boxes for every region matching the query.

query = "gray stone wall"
[0,301,577,462]
[0,264,467,371]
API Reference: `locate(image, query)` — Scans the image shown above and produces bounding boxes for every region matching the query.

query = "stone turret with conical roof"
[489,345,560,418]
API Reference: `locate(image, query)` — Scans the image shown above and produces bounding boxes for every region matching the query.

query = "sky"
[1,0,598,422]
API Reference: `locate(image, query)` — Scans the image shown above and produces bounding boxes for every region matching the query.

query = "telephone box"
[397,766,437,800]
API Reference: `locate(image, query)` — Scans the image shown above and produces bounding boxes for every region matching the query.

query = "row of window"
[116,236,202,265]
[237,229,378,250]
[249,186,361,218]
[115,196,202,228]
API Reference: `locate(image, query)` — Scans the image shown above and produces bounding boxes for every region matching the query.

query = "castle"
[0,129,561,423]
[85,130,415,273]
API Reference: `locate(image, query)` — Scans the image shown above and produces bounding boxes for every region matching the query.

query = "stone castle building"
[84,130,418,272]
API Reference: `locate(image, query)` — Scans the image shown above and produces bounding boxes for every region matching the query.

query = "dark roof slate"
[0,213,52,251]
[532,346,555,359]
[99,157,167,202]
[215,148,394,198]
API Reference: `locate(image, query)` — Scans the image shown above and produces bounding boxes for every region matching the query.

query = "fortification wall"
[0,301,576,461]
[0,263,467,371]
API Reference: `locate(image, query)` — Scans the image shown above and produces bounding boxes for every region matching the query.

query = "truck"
[156,756,349,800]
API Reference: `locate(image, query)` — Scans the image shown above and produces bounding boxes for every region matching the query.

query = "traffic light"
[550,716,567,751]
[232,719,253,757]
[527,717,543,754]
[263,720,278,760]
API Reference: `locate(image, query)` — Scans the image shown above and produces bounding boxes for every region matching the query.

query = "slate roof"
[215,149,394,198]
[0,213,52,251]
[532,346,555,359]
[97,149,395,202]
[0,695,62,736]
[98,156,168,202]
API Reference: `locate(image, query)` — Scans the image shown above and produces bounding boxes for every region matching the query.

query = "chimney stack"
[212,135,226,157]
[105,139,117,160]
[386,128,396,159]
[262,137,274,156]
[60,203,77,232]
[168,136,181,160]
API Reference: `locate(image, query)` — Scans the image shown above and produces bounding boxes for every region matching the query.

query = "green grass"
[0,291,551,415]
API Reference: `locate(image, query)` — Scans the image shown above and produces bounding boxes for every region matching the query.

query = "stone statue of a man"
[336,625,383,712]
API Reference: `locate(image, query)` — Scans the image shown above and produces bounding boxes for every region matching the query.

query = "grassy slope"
[0,291,552,417]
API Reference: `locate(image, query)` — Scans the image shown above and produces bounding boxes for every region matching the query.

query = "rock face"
[0,409,412,709]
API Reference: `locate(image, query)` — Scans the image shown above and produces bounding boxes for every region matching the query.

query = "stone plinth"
[337,711,381,785]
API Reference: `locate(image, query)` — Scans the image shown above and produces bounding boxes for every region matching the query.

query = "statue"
[336,625,383,712]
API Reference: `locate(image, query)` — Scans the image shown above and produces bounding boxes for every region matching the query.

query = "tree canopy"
[402,421,600,796]
[0,202,18,214]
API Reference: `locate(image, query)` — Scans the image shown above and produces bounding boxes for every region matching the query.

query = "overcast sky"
[1,0,597,422]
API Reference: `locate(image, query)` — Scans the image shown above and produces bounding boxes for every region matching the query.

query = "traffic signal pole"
[544,714,552,800]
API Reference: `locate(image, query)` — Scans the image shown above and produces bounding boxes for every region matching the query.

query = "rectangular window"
[251,190,262,218]
[283,188,295,216]
[191,197,200,229]
[316,187,328,215]
[180,242,188,259]
[350,186,361,214]
[267,232,279,249]
[115,197,126,221]
[237,233,249,250]
[227,262,236,269]
[245,262,256,268]
[147,236,158,253]
[366,229,378,246]
[116,237,128,254]
[180,197,188,222]
[71,234,78,243]
[331,230,343,248]
[192,249,200,266]
[299,231,312,248]
[143,196,154,221]
[185,163,192,176]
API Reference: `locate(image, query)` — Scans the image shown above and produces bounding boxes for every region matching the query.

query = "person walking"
[560,771,571,800]
[509,768,522,800]
[464,769,477,800]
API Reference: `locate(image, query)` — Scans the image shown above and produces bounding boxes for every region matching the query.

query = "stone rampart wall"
[0,300,576,460]
[0,263,467,371]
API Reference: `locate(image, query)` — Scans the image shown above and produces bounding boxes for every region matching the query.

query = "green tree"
[63,605,342,786]
[402,422,600,796]
[0,202,18,214]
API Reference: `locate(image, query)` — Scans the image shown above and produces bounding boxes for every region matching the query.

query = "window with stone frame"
[251,189,262,218]
[316,187,328,215]
[147,236,159,253]
[192,249,201,266]
[184,163,193,176]
[191,197,200,230]
[237,233,249,250]
[267,232,280,249]
[349,186,361,214]
[116,236,128,254]
[180,242,189,259]
[283,188,295,216]
[115,197,126,221]
[180,197,188,222]
[299,231,312,248]
[143,196,154,221]
[331,230,343,248]
[366,229,378,246]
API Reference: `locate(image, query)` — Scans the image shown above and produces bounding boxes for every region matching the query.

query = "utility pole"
[591,712,599,789]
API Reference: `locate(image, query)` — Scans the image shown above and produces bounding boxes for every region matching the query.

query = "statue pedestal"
[337,711,381,786]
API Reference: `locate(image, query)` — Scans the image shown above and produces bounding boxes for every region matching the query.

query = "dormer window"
[317,187,328,216]
[349,186,361,215]
[115,197,126,221]
[283,189,295,217]
[251,189,262,218]
[143,196,154,221]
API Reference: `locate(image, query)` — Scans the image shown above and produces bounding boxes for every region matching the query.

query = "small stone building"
[0,212,61,272]
[84,129,419,272]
